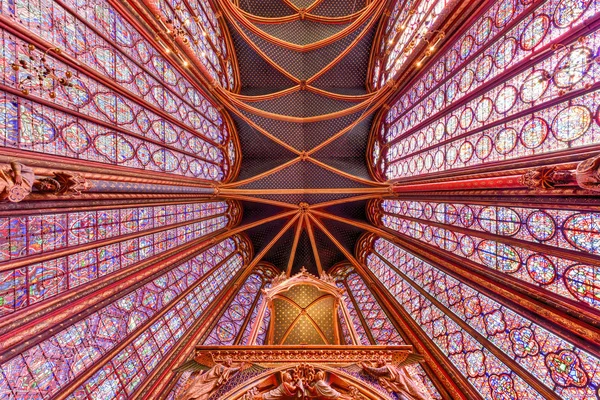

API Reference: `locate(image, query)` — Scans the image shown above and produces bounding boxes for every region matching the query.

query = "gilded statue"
[177,357,243,400]
[0,161,34,202]
[361,359,432,400]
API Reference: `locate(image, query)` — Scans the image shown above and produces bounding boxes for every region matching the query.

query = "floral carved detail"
[520,166,573,190]
[0,162,34,202]
[509,327,540,358]
[544,350,589,388]
[35,171,93,195]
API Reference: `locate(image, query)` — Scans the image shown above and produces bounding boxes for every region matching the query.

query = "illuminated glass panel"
[385,0,599,129]
[376,199,600,310]
[165,371,192,400]
[372,0,455,89]
[0,5,236,179]
[255,304,271,346]
[368,237,600,399]
[204,273,264,346]
[154,0,234,88]
[345,272,404,345]
[334,280,370,346]
[0,236,247,399]
[332,266,442,400]
[0,201,235,316]
[77,249,245,398]
[372,0,600,180]
[239,279,272,346]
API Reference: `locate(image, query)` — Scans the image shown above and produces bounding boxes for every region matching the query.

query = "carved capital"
[520,166,573,190]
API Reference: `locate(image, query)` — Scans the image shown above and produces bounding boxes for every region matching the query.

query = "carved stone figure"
[361,360,431,400]
[178,358,241,400]
[34,171,93,195]
[520,166,573,190]
[259,371,301,400]
[576,154,600,192]
[306,370,352,399]
[0,161,34,202]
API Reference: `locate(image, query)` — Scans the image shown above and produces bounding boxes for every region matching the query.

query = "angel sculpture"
[306,370,353,400]
[259,371,301,400]
[360,355,432,400]
[175,356,244,400]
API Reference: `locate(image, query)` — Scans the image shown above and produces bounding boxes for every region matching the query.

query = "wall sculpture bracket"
[174,346,432,400]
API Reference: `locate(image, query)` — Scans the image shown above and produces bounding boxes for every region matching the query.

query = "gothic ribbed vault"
[2,0,600,399]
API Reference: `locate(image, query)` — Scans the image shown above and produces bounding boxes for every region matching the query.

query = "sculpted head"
[315,370,325,381]
[34,178,60,193]
[224,357,233,367]
[282,372,293,382]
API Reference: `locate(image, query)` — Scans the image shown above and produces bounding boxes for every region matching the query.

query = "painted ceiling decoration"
[1,0,600,399]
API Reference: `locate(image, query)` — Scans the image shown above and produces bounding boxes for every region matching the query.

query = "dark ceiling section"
[291,231,319,276]
[253,20,353,45]
[312,227,346,272]
[241,90,362,118]
[309,0,367,17]
[239,110,367,152]
[229,23,296,93]
[238,161,370,189]
[261,225,298,270]
[244,216,292,256]
[252,193,360,206]
[309,26,375,91]
[287,0,314,9]
[236,0,296,17]
[239,200,287,225]
[323,199,369,223]
[236,19,371,81]
[226,0,381,274]
[232,115,297,181]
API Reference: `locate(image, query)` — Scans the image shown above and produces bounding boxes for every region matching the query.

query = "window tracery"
[371,198,600,310]
[0,200,239,317]
[0,0,239,181]
[370,0,600,181]
[204,265,276,346]
[359,235,600,399]
[330,264,443,400]
[0,235,251,399]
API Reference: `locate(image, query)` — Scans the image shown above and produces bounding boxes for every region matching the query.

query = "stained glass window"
[331,264,443,400]
[362,236,600,399]
[373,198,600,310]
[0,2,238,181]
[204,267,273,346]
[154,0,235,89]
[0,201,237,317]
[0,235,251,399]
[371,0,455,89]
[371,0,600,180]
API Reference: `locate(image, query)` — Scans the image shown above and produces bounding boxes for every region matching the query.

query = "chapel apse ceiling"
[6,0,600,398]
[211,0,473,277]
